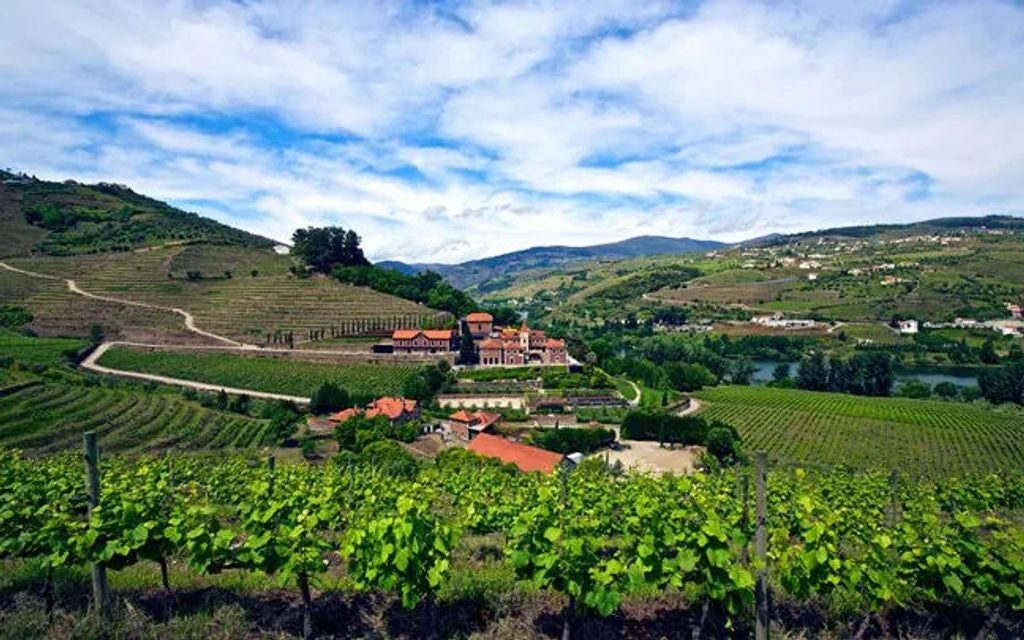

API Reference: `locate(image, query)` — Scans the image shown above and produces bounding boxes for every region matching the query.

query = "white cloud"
[0,0,1022,263]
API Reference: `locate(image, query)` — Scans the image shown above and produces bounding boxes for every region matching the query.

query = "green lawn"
[97,347,421,398]
[695,385,1024,478]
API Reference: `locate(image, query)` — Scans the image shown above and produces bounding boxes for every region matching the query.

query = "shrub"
[531,427,614,454]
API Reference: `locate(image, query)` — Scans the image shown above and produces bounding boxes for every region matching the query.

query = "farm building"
[473,320,566,366]
[391,329,455,354]
[466,433,565,473]
[447,410,500,441]
[328,397,420,425]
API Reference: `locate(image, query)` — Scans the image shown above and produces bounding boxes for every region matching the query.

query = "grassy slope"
[0,176,274,257]
[97,346,422,398]
[695,385,1024,477]
[0,331,88,365]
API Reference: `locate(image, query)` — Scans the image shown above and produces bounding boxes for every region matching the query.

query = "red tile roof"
[449,409,474,423]
[479,338,503,350]
[503,340,524,351]
[365,397,418,420]
[449,410,501,429]
[466,312,494,322]
[328,408,360,423]
[467,433,564,473]
[545,338,566,349]
[392,329,453,340]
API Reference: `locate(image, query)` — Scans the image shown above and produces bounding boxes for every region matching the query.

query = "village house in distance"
[390,311,568,366]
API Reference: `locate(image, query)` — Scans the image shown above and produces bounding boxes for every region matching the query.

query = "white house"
[897,319,919,335]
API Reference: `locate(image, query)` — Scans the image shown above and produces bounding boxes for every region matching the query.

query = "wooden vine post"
[754,451,769,640]
[83,432,110,621]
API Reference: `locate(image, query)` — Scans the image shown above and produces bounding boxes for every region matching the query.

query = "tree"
[1008,343,1023,362]
[796,351,829,391]
[88,324,105,344]
[664,362,717,392]
[898,380,932,399]
[978,361,1024,405]
[980,339,1000,365]
[458,321,477,365]
[310,381,351,415]
[933,381,960,400]
[771,362,791,384]
[730,359,756,385]
[291,226,369,273]
[705,426,739,463]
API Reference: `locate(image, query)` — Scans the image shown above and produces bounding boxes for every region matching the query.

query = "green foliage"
[665,361,718,391]
[933,381,960,399]
[291,226,369,273]
[531,426,615,454]
[309,381,351,415]
[96,347,421,398]
[695,385,1024,477]
[797,351,894,397]
[978,361,1024,405]
[898,380,932,399]
[332,264,476,316]
[0,306,32,329]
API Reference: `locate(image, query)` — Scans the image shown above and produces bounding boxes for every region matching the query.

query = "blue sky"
[2,0,1023,263]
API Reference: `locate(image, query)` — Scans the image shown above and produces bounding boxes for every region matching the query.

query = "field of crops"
[97,346,421,398]
[694,386,1024,477]
[0,330,88,365]
[2,448,1022,638]
[0,378,273,454]
[7,246,451,343]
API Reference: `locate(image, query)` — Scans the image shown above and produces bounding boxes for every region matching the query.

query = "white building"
[897,319,919,335]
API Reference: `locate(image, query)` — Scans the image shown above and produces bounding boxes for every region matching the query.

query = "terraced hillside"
[695,386,1024,478]
[5,245,451,343]
[0,266,194,342]
[0,378,275,454]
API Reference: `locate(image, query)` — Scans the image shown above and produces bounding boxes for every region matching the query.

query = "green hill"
[0,172,453,343]
[0,169,275,257]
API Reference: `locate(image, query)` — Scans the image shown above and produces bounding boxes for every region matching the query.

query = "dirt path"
[627,380,641,407]
[1,260,243,346]
[674,396,702,416]
[81,341,310,404]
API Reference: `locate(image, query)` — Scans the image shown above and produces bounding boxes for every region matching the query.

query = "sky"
[2,0,1023,264]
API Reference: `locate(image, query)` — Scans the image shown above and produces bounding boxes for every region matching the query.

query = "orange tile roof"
[365,397,417,420]
[466,312,493,322]
[479,338,503,350]
[468,433,564,473]
[392,329,420,340]
[503,340,524,350]
[449,409,474,423]
[327,408,360,422]
[423,329,453,339]
[545,338,566,349]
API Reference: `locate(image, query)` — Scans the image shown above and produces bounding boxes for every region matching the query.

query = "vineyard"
[0,331,88,366]
[96,346,422,398]
[694,386,1024,477]
[5,247,452,344]
[1,447,1022,638]
[0,268,190,342]
[0,377,275,454]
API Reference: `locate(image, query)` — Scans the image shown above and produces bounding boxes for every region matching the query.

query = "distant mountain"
[756,215,1024,245]
[378,235,726,289]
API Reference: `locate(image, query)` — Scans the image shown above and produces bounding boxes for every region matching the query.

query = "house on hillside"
[328,397,420,425]
[391,329,455,354]
[896,319,919,335]
[447,410,500,441]
[466,433,565,473]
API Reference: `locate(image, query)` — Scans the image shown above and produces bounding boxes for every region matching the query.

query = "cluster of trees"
[897,379,981,402]
[332,265,476,317]
[530,426,615,454]
[620,411,742,463]
[792,351,894,397]
[334,414,421,453]
[0,305,32,329]
[291,226,369,272]
[978,361,1024,405]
